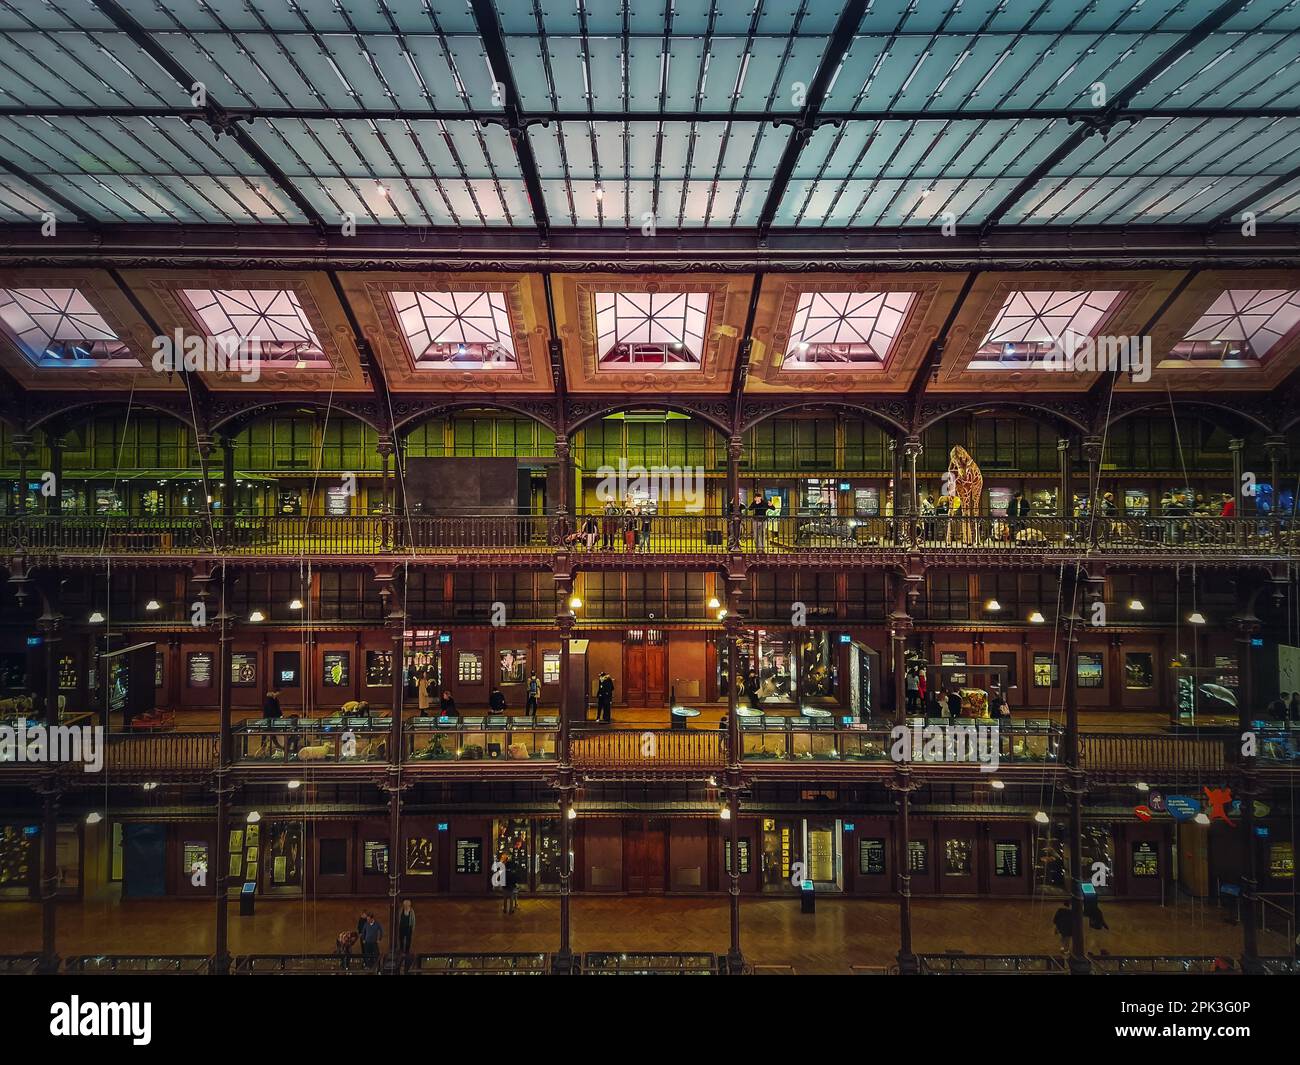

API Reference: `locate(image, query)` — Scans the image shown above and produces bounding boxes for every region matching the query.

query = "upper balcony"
[4,513,1294,566]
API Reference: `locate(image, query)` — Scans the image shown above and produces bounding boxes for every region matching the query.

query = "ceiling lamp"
[1033,810,1050,824]
[566,806,577,820]
[990,779,1005,790]
[287,780,302,790]
[289,599,303,611]
[1028,611,1046,624]
[144,600,161,612]
[85,811,103,825]
[985,599,1001,612]
[717,609,728,621]
[248,610,266,623]
[246,811,261,824]
[88,611,106,624]
[1188,612,1207,625]
[1135,782,1150,792]
[1193,812,1211,826]
[719,804,732,820]
[1128,598,1144,611]
[707,597,721,610]
[568,596,582,610]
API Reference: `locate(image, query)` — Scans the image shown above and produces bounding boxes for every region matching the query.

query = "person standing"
[1052,905,1073,954]
[601,501,620,550]
[416,669,431,715]
[905,669,920,715]
[439,690,458,718]
[526,672,540,717]
[1289,692,1300,722]
[489,688,506,714]
[750,492,769,552]
[596,671,614,723]
[947,688,963,720]
[262,688,283,756]
[398,899,416,972]
[504,862,521,914]
[360,911,383,970]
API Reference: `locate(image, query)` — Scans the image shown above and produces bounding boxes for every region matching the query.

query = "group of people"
[337,906,404,971]
[905,668,1013,722]
[1265,692,1300,721]
[412,671,543,718]
[566,500,656,552]
[727,493,781,552]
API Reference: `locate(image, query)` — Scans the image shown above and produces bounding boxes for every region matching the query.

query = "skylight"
[782,291,916,369]
[0,287,134,367]
[179,288,327,367]
[1166,289,1300,365]
[595,292,708,369]
[971,289,1124,369]
[389,291,518,369]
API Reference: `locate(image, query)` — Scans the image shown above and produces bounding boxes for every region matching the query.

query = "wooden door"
[624,818,667,893]
[624,629,667,707]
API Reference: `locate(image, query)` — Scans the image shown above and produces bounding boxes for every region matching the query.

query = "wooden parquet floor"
[0,894,1285,973]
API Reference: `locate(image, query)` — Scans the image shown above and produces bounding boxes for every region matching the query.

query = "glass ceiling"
[595,292,709,369]
[783,291,916,369]
[972,289,1125,369]
[179,289,326,366]
[0,286,133,367]
[0,0,1293,228]
[1167,289,1300,364]
[391,291,518,369]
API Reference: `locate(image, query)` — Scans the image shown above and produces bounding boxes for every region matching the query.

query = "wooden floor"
[0,894,1283,972]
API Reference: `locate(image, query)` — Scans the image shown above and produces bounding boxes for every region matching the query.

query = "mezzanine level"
[4,719,1296,788]
[4,514,1296,566]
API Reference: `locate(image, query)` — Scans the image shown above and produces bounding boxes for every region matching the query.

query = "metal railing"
[581,951,720,974]
[739,721,1060,765]
[235,953,379,974]
[105,732,218,777]
[63,955,211,973]
[1088,955,1233,974]
[0,954,40,974]
[570,728,726,770]
[917,954,1067,974]
[1078,731,1232,773]
[7,513,1296,557]
[409,953,550,974]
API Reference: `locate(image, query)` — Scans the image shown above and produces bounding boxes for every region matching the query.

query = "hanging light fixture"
[1188,611,1207,625]
[1193,812,1210,825]
[246,810,261,824]
[1128,598,1145,611]
[1033,810,1049,824]
[85,811,103,825]
[568,596,582,610]
[248,610,266,623]
[1028,611,1046,624]
[287,780,302,790]
[707,597,721,610]
[88,611,105,624]
[289,598,304,611]
[144,599,161,612]
[719,804,732,820]
[990,779,1005,790]
[566,806,577,820]
[985,599,1001,612]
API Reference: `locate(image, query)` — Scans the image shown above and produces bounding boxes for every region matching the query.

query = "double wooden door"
[623,817,667,893]
[624,629,667,706]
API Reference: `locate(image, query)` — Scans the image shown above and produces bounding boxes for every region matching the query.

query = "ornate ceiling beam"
[754,0,870,242]
[730,273,765,431]
[324,270,396,441]
[978,0,1252,238]
[905,271,980,422]
[3,222,1295,271]
[88,0,329,233]
[469,0,551,243]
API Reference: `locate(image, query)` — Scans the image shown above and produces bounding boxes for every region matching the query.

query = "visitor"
[398,899,416,972]
[750,492,769,552]
[905,669,920,714]
[489,688,506,714]
[360,911,383,970]
[639,507,653,552]
[601,501,620,550]
[1008,490,1029,540]
[946,688,962,720]
[718,712,729,733]
[439,690,458,718]
[526,672,540,716]
[1052,905,1073,953]
[336,928,358,970]
[503,861,521,914]
[1289,692,1300,722]
[416,669,432,715]
[1266,692,1287,720]
[262,688,283,756]
[622,506,639,552]
[1084,894,1109,932]
[923,688,941,719]
[920,493,936,542]
[596,671,614,723]
[580,515,598,551]
[995,692,1013,725]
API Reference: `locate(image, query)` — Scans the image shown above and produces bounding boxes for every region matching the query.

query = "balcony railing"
[571,728,725,770]
[739,719,1060,765]
[5,513,1295,557]
[1077,731,1233,773]
[232,716,393,764]
[105,732,218,778]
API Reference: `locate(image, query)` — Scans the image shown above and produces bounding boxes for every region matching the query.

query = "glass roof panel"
[0,287,134,367]
[595,292,709,369]
[972,289,1125,369]
[390,291,518,370]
